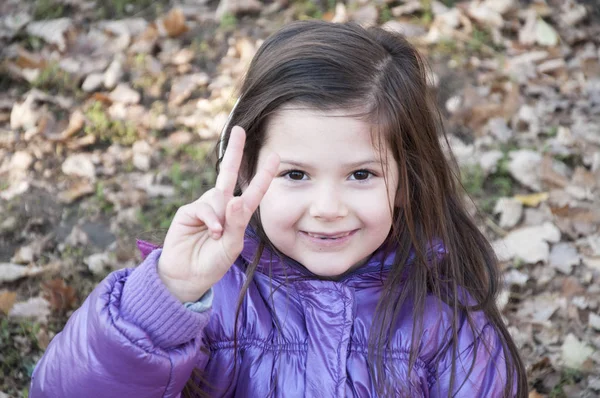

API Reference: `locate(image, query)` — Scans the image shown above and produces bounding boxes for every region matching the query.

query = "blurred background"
[0,0,599,396]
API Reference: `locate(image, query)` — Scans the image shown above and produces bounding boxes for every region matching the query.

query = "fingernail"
[231,200,242,212]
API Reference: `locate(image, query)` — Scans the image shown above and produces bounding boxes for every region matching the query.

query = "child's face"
[255,107,399,278]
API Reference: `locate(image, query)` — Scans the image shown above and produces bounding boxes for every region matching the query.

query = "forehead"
[263,107,389,162]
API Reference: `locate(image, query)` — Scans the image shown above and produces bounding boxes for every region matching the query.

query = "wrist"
[160,276,210,303]
[157,258,213,303]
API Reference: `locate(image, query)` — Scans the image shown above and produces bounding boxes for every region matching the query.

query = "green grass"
[430,26,504,60]
[95,0,166,20]
[379,4,393,24]
[461,164,486,197]
[420,0,434,25]
[137,162,216,232]
[31,63,83,98]
[292,0,336,20]
[60,244,85,264]
[548,368,584,398]
[92,181,115,214]
[461,154,515,215]
[438,0,459,5]
[220,12,238,30]
[467,27,504,54]
[544,125,559,138]
[84,101,139,146]
[33,0,67,20]
[0,318,43,395]
[433,39,459,55]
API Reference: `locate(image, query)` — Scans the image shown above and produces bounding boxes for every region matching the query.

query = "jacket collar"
[136,228,446,284]
[239,227,446,284]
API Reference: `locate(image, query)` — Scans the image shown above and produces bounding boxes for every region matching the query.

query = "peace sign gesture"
[158,126,280,303]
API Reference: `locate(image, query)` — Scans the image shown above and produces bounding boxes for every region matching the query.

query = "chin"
[304,263,354,279]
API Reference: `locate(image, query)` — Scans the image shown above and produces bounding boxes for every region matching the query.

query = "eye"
[283,170,307,181]
[350,170,372,181]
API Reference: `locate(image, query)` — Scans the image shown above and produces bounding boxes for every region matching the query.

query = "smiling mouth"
[304,230,356,240]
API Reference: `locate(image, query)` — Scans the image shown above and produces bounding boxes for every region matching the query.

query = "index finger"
[215,125,245,196]
[241,152,280,212]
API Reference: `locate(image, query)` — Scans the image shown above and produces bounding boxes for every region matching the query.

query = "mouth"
[302,230,357,240]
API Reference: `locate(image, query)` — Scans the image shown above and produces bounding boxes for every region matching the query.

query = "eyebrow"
[279,159,385,168]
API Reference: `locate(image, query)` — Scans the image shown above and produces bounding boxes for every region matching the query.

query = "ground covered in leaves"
[0,0,599,397]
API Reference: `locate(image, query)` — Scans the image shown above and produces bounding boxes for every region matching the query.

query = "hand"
[157,126,280,303]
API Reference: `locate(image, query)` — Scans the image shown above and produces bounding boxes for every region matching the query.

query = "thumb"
[220,197,249,259]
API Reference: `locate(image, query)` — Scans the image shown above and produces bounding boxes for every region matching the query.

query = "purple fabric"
[30,230,511,397]
[137,239,160,260]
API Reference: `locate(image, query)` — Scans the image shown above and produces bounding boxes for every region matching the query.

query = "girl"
[30,21,527,397]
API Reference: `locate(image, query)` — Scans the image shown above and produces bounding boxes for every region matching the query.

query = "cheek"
[259,185,302,229]
[353,186,394,218]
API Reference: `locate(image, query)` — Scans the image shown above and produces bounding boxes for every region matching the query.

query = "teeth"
[307,232,351,239]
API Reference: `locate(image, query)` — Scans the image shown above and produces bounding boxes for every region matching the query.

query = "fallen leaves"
[8,296,51,323]
[41,278,77,314]
[26,18,73,52]
[0,290,17,315]
[0,263,46,283]
[562,334,594,369]
[0,0,599,396]
[514,192,549,207]
[156,8,188,38]
[493,222,561,264]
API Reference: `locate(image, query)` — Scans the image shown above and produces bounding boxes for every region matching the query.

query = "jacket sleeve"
[429,322,513,398]
[29,248,212,398]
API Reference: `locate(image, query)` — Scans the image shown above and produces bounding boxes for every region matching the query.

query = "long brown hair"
[184,20,527,397]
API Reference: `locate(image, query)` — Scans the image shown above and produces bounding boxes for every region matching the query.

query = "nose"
[309,184,348,220]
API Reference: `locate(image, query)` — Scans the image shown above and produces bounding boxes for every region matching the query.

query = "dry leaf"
[62,153,96,180]
[493,222,560,263]
[528,390,544,398]
[561,333,594,369]
[562,276,585,297]
[516,292,562,324]
[9,296,51,323]
[60,109,85,140]
[549,242,580,274]
[0,263,46,283]
[508,150,542,191]
[514,192,549,207]
[36,327,50,350]
[535,18,559,47]
[468,2,503,28]
[0,290,17,315]
[169,73,209,106]
[540,155,569,188]
[15,48,46,70]
[158,8,188,38]
[494,197,523,228]
[26,18,73,52]
[109,83,141,105]
[0,181,30,201]
[41,278,77,313]
[550,205,600,223]
[84,252,114,275]
[58,179,95,203]
[215,0,262,19]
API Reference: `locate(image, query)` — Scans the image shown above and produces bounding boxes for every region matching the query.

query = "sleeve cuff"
[184,288,214,312]
[120,248,211,349]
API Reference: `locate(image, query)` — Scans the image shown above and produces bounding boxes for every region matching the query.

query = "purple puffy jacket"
[30,229,510,397]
